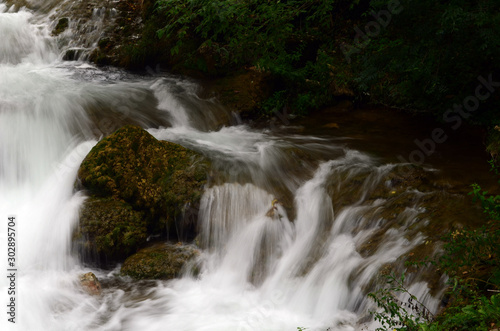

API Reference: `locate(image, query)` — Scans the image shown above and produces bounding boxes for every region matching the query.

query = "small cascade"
[0,4,57,63]
[58,3,118,61]
[0,1,463,330]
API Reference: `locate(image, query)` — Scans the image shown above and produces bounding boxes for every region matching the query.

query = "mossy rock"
[75,196,147,261]
[202,69,273,117]
[121,242,199,280]
[52,17,69,36]
[76,125,208,263]
[77,125,208,229]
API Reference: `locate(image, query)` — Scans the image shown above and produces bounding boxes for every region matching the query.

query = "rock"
[52,17,69,36]
[121,242,199,280]
[75,197,147,261]
[62,49,84,61]
[265,199,282,220]
[385,164,432,191]
[79,272,101,295]
[78,125,207,224]
[202,69,273,117]
[44,0,146,66]
[76,125,208,262]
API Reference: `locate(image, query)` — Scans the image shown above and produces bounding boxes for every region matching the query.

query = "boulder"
[78,125,207,225]
[121,243,199,280]
[76,125,208,262]
[74,197,147,261]
[79,272,101,295]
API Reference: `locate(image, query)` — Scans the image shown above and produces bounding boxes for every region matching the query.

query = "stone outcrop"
[75,125,208,263]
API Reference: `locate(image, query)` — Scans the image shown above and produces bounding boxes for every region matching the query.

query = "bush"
[154,0,366,115]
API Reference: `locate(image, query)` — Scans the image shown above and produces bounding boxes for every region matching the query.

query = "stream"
[0,2,493,330]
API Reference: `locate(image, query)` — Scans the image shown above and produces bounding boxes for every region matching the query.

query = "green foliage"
[470,160,500,221]
[353,0,500,117]
[154,0,365,115]
[142,0,500,120]
[263,90,288,116]
[435,295,500,331]
[369,272,433,331]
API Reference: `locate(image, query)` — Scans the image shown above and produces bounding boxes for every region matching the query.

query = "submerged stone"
[79,272,101,295]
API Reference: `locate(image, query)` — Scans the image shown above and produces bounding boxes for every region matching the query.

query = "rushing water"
[0,2,462,330]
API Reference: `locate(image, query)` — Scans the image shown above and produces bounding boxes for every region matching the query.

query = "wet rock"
[79,272,101,295]
[62,48,84,61]
[52,17,69,36]
[47,0,145,66]
[121,242,199,280]
[78,125,208,224]
[76,125,208,263]
[386,164,433,190]
[75,197,147,261]
[202,69,273,117]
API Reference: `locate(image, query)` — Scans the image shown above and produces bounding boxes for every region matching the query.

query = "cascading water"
[0,2,448,330]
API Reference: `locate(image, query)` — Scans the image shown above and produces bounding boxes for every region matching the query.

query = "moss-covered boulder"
[75,197,147,261]
[121,243,199,280]
[76,125,208,263]
[78,125,207,224]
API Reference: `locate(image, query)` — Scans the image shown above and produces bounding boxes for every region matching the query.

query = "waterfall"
[0,2,443,330]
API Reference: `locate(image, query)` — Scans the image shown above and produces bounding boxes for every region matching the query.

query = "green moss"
[78,125,208,220]
[121,243,199,279]
[76,125,208,262]
[75,197,147,260]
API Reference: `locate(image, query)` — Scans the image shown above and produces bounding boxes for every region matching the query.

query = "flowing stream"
[0,2,483,330]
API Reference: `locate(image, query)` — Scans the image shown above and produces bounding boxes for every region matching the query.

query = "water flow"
[0,2,439,330]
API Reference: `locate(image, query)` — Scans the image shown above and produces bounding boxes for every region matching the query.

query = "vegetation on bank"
[370,161,500,330]
[130,0,367,115]
[116,0,500,151]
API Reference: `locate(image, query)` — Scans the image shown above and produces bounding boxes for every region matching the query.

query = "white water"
[0,3,441,331]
